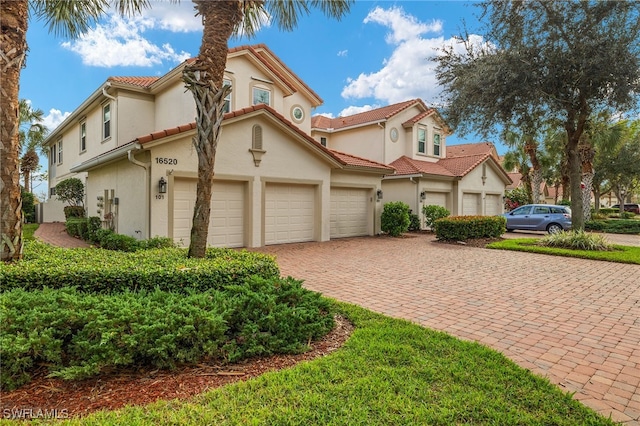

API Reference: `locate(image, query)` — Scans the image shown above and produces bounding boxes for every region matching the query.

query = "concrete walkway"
[33,223,640,424]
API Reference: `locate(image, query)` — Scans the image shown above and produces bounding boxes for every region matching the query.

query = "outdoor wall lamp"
[376,189,383,201]
[420,190,427,201]
[158,177,167,194]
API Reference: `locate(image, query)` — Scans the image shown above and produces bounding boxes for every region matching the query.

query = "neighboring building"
[42,44,510,247]
[312,105,511,224]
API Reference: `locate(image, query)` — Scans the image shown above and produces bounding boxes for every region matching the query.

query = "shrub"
[539,230,613,251]
[434,215,506,241]
[0,280,334,390]
[381,201,410,237]
[86,216,102,243]
[138,236,176,250]
[63,205,85,219]
[558,199,571,206]
[0,241,280,294]
[422,204,450,228]
[65,218,87,239]
[585,219,640,234]
[21,189,35,223]
[504,187,529,211]
[408,212,421,231]
[99,232,139,252]
[621,211,635,219]
[55,178,84,207]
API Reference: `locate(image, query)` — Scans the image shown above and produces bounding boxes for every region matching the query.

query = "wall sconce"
[420,190,427,201]
[158,177,167,194]
[481,175,487,186]
[376,189,383,201]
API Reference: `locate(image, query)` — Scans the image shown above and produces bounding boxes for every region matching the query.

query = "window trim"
[102,103,111,140]
[417,127,426,154]
[433,133,441,156]
[223,78,232,113]
[252,86,271,106]
[80,121,87,153]
[57,140,63,165]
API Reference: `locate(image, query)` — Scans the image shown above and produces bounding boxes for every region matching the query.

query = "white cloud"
[339,104,380,117]
[341,6,481,108]
[61,14,192,67]
[337,50,348,57]
[140,2,202,32]
[43,109,71,132]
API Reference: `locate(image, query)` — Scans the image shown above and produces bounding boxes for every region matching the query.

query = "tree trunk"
[0,0,28,262]
[524,137,542,203]
[185,0,240,258]
[581,172,593,222]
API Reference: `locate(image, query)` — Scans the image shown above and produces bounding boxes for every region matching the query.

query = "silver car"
[502,204,572,234]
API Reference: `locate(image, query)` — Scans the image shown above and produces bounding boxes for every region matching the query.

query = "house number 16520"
[155,157,178,165]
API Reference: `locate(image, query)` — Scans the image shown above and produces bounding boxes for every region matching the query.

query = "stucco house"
[42,44,393,247]
[42,44,510,247]
[312,104,511,224]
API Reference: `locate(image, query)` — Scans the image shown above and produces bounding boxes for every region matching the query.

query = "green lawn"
[22,223,38,241]
[488,238,640,264]
[37,302,616,426]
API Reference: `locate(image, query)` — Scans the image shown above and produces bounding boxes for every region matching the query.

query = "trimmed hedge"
[434,215,506,241]
[0,277,334,390]
[381,201,410,237]
[585,219,640,234]
[0,241,280,294]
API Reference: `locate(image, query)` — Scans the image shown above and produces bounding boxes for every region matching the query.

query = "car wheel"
[547,223,563,234]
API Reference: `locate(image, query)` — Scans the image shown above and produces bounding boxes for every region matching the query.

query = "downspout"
[102,82,116,101]
[128,149,151,239]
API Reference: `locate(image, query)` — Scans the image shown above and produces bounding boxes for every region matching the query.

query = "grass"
[30,302,616,426]
[488,238,640,264]
[22,223,38,241]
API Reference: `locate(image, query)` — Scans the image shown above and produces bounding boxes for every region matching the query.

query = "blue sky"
[21,0,494,181]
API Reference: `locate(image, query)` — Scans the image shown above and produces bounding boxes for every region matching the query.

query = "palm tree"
[183,0,353,258]
[1,0,149,262]
[19,100,49,194]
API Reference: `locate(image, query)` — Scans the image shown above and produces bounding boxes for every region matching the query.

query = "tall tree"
[1,0,149,262]
[183,0,353,258]
[435,0,640,230]
[19,99,48,193]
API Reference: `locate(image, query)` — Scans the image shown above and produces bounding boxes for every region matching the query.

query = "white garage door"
[424,192,447,209]
[484,194,501,216]
[330,187,369,238]
[265,183,315,245]
[173,179,245,248]
[462,193,480,215]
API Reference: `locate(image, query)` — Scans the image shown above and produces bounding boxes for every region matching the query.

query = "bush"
[1,279,334,390]
[21,189,35,223]
[0,241,280,294]
[65,218,87,239]
[434,215,506,241]
[621,211,635,219]
[381,201,410,237]
[422,205,450,229]
[585,219,640,234]
[408,212,421,231]
[99,232,139,252]
[63,205,85,219]
[504,187,529,211]
[138,236,176,250]
[86,216,102,243]
[558,199,571,206]
[539,230,613,251]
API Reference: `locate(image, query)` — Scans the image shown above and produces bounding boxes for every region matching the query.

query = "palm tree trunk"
[0,0,28,262]
[185,0,241,258]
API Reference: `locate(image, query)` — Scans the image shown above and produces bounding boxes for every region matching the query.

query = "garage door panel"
[424,192,447,209]
[330,187,369,238]
[173,179,245,248]
[463,193,480,216]
[485,194,501,216]
[265,183,315,245]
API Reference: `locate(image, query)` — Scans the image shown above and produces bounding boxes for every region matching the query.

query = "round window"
[390,127,399,142]
[291,106,304,123]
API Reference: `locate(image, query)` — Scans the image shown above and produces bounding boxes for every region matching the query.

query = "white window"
[57,140,63,164]
[434,133,441,156]
[252,87,270,106]
[103,104,111,139]
[223,79,232,113]
[50,145,56,165]
[80,121,86,152]
[418,128,426,154]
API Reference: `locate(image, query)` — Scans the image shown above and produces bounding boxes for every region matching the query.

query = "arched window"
[252,125,263,150]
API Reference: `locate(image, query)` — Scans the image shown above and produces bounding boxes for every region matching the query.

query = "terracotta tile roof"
[312,99,424,130]
[108,76,159,88]
[437,153,489,177]
[447,142,498,160]
[389,156,454,177]
[401,109,435,126]
[507,172,522,189]
[134,104,392,172]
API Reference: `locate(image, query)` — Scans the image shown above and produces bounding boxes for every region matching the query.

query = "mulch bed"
[1,316,354,420]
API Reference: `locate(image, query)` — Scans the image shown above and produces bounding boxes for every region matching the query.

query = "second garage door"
[462,193,480,215]
[173,179,245,248]
[423,192,448,209]
[265,183,315,245]
[330,187,369,238]
[484,194,502,216]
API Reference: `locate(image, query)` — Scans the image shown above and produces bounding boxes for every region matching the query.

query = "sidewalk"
[33,222,92,248]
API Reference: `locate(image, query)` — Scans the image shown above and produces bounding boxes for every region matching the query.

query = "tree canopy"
[435,0,640,229]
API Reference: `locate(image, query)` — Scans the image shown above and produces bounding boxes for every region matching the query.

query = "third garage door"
[265,183,315,245]
[330,187,369,238]
[462,193,480,215]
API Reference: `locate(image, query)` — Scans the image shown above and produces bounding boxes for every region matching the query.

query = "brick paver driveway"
[258,234,640,425]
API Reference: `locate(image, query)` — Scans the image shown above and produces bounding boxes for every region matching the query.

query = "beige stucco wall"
[456,160,506,215]
[154,81,195,131]
[86,157,148,239]
[327,126,385,164]
[381,179,420,214]
[116,92,155,145]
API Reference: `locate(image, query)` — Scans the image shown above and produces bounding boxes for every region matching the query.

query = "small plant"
[408,212,421,231]
[539,230,613,251]
[422,205,450,229]
[381,201,410,237]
